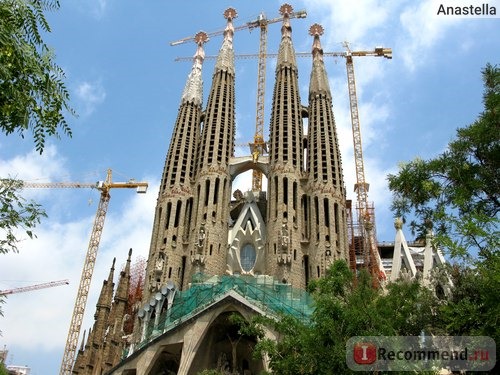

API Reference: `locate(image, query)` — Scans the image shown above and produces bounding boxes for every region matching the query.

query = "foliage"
[0,178,46,254]
[197,371,224,375]
[252,261,437,375]
[433,254,500,373]
[0,0,73,153]
[0,362,8,375]
[387,64,499,259]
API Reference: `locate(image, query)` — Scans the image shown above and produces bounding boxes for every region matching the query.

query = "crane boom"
[0,279,69,295]
[21,169,148,375]
[169,7,306,46]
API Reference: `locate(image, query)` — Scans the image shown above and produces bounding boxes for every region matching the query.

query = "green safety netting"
[138,274,314,348]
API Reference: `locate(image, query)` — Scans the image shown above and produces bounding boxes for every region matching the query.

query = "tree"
[388,64,500,373]
[387,64,499,260]
[253,261,437,375]
[0,178,46,254]
[1,0,71,318]
[0,0,73,153]
[0,0,71,254]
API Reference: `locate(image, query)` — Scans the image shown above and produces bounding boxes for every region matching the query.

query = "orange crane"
[23,169,148,375]
[0,279,69,295]
[170,4,307,191]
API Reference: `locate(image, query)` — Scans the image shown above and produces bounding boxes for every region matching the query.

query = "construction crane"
[0,279,69,295]
[23,169,148,375]
[170,4,307,192]
[342,42,391,286]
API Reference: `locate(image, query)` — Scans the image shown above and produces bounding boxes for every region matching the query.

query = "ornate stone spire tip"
[309,23,324,37]
[279,3,293,17]
[224,7,237,20]
[194,31,208,45]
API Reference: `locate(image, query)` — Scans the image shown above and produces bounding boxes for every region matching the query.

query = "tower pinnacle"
[181,31,207,106]
[215,8,237,74]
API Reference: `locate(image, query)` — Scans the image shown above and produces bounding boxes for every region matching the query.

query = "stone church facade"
[73,4,350,374]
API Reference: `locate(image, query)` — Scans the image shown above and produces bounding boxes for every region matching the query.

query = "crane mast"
[249,13,268,192]
[0,279,69,295]
[344,43,391,284]
[22,169,148,375]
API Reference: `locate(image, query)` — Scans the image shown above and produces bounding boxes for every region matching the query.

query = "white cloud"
[398,0,460,71]
[74,80,106,117]
[0,146,158,352]
[0,145,67,182]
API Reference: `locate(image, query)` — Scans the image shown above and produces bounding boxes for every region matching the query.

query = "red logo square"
[353,342,377,364]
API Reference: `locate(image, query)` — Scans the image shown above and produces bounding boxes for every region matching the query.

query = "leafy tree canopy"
[252,261,437,375]
[388,64,499,260]
[0,178,46,254]
[0,0,73,153]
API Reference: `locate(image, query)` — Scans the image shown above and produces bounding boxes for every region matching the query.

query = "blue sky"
[0,0,498,373]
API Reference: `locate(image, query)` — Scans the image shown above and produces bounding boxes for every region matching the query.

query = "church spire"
[306,24,348,269]
[267,3,305,286]
[308,23,331,97]
[92,257,115,344]
[190,8,237,279]
[214,7,236,74]
[143,33,207,297]
[102,249,133,370]
[276,4,297,69]
[181,32,207,106]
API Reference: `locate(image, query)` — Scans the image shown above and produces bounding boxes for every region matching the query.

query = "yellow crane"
[170,4,307,192]
[342,43,391,285]
[23,169,148,375]
[0,279,69,295]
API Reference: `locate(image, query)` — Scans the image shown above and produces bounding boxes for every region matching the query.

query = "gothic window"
[204,179,210,206]
[293,181,297,210]
[334,203,339,234]
[174,200,182,227]
[165,202,172,229]
[283,177,288,204]
[213,178,220,204]
[240,244,256,272]
[324,198,330,227]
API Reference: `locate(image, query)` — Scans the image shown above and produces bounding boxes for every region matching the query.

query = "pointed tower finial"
[181,31,207,106]
[279,4,293,37]
[309,23,324,61]
[193,31,208,63]
[223,7,237,43]
[215,8,237,74]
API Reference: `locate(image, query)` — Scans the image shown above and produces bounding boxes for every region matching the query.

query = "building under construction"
[69,4,445,375]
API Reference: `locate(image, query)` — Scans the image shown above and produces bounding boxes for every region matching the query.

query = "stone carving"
[280,223,289,251]
[154,253,165,274]
[197,224,206,253]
